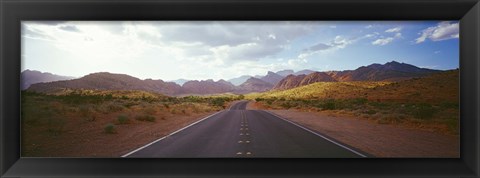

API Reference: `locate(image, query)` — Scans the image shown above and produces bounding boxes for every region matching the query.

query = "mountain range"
[25,61,442,96]
[273,61,439,90]
[21,70,75,90]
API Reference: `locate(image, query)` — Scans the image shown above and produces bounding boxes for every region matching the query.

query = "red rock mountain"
[299,72,337,85]
[21,70,75,90]
[235,77,274,93]
[28,72,183,95]
[273,74,307,90]
[326,61,439,82]
[273,61,440,90]
[26,61,442,95]
[273,72,337,90]
[260,71,284,85]
[182,79,235,95]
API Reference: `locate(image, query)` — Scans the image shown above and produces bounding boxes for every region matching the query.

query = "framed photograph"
[1,0,479,177]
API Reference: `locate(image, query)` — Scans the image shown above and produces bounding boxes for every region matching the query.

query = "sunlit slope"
[248,70,458,104]
[365,69,458,103]
[248,81,389,100]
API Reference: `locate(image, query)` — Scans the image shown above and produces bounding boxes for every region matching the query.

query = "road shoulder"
[247,101,459,157]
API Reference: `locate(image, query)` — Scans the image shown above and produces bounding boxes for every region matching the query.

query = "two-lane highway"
[123,101,366,158]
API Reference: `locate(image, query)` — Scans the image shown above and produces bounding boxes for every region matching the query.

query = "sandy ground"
[246,102,459,158]
[23,110,217,157]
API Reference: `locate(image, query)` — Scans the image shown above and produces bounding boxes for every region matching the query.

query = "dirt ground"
[247,102,459,158]
[22,110,217,157]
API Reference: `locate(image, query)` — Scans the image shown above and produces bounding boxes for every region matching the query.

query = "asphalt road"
[124,101,366,158]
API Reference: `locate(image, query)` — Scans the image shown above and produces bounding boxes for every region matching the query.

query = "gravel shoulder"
[247,102,459,158]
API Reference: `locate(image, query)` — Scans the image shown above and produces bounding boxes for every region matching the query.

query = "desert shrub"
[255,98,264,102]
[104,123,116,134]
[46,117,66,136]
[117,115,130,124]
[322,99,336,110]
[135,115,156,122]
[413,103,437,119]
[266,100,273,105]
[352,98,368,105]
[79,105,93,117]
[61,93,104,104]
[107,103,124,112]
[364,109,377,115]
[144,107,156,115]
[368,102,391,110]
[22,102,54,125]
[280,102,290,109]
[123,101,138,108]
[440,102,459,109]
[84,115,96,122]
[163,103,170,109]
[104,94,113,100]
[210,97,225,107]
[237,95,245,100]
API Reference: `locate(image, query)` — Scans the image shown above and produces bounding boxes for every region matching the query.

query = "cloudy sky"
[22,21,459,81]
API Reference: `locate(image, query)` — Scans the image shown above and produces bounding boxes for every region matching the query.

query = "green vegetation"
[104,123,116,134]
[253,96,458,134]
[247,71,459,134]
[46,117,66,136]
[21,90,234,147]
[117,115,130,124]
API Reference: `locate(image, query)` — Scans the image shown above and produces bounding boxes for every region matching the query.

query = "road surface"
[123,101,367,158]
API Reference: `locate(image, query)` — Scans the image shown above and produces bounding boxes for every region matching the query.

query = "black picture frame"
[1,0,479,177]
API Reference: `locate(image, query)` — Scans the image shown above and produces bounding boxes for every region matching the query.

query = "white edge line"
[121,110,224,157]
[263,110,367,158]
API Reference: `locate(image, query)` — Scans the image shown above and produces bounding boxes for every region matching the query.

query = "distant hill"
[273,72,337,90]
[273,61,441,90]
[249,70,458,104]
[182,79,235,95]
[169,79,190,86]
[27,61,444,96]
[260,71,284,85]
[326,61,439,82]
[228,75,252,86]
[28,72,182,95]
[276,69,294,77]
[27,72,265,96]
[235,77,274,94]
[294,69,317,75]
[21,70,75,90]
[272,74,307,90]
[299,72,337,85]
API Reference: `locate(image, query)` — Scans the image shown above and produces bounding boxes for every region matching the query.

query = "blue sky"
[22,21,459,81]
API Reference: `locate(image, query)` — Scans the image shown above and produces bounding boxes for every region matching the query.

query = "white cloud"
[22,21,324,80]
[365,25,373,29]
[299,36,355,58]
[372,37,395,46]
[332,36,353,49]
[385,27,402,33]
[371,32,402,46]
[415,21,459,44]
